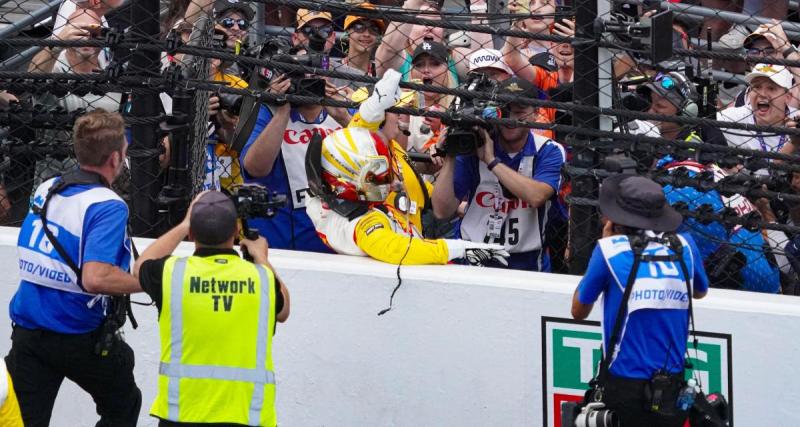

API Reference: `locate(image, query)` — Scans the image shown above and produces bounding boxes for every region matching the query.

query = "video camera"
[439,72,502,156]
[230,184,287,223]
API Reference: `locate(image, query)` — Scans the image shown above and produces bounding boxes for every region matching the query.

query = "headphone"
[664,72,699,118]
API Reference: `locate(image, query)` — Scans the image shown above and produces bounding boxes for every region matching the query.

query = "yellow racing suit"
[306,111,452,264]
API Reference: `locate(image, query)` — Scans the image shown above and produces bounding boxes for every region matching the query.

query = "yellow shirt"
[211,71,248,192]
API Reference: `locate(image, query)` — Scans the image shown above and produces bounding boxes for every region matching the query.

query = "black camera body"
[440,72,501,156]
[230,184,287,221]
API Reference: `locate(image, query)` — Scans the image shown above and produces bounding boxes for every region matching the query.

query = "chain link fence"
[0,0,798,293]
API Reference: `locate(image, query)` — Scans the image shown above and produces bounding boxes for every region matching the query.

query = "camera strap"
[595,233,696,389]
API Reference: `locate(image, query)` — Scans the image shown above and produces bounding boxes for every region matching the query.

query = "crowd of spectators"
[4,0,800,294]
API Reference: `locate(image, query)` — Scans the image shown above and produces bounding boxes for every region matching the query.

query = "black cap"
[190,191,238,245]
[498,77,542,100]
[412,40,449,64]
[215,0,255,21]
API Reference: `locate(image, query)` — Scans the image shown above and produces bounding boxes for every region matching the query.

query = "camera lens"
[588,409,620,427]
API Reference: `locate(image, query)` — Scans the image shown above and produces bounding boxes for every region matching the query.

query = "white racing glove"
[358,69,403,123]
[444,239,510,267]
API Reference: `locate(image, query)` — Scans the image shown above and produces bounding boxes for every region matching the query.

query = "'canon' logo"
[475,191,530,213]
[284,128,339,145]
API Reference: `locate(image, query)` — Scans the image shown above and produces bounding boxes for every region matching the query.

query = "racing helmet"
[320,127,393,203]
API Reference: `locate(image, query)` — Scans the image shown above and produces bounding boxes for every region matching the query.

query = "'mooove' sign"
[541,317,733,427]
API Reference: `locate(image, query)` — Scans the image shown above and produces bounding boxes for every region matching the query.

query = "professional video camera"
[561,401,619,427]
[230,184,287,222]
[599,8,674,65]
[439,72,501,156]
[229,184,287,260]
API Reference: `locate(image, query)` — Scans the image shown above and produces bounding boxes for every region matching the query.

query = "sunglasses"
[654,73,676,91]
[218,17,249,30]
[747,47,777,56]
[350,21,381,35]
[300,24,334,39]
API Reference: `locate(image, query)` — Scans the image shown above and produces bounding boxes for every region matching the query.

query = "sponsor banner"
[541,316,733,427]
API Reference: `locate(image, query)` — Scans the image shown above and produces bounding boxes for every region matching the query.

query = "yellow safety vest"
[151,254,278,426]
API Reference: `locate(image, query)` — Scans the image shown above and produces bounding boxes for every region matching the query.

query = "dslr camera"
[561,401,620,427]
[250,30,330,101]
[440,72,501,156]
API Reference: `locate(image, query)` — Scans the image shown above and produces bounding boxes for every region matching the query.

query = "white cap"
[745,63,794,90]
[468,48,512,75]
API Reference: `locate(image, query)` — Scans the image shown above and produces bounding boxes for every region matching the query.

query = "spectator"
[375,0,491,81]
[52,0,123,35]
[27,9,123,192]
[638,72,726,150]
[467,48,512,82]
[239,14,347,251]
[329,3,386,91]
[397,41,455,153]
[292,9,335,55]
[731,22,800,108]
[432,78,566,271]
[718,64,797,154]
[508,0,556,58]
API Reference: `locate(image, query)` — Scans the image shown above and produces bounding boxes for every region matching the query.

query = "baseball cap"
[343,3,386,34]
[296,8,333,30]
[743,31,770,49]
[745,63,794,90]
[411,40,449,64]
[498,77,541,99]
[190,191,238,245]
[637,72,697,109]
[214,0,255,21]
[468,48,512,75]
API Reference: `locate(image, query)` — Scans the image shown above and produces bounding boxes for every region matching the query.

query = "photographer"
[292,9,335,55]
[571,175,708,427]
[431,78,566,271]
[134,191,289,426]
[5,110,142,426]
[239,70,344,253]
[637,72,726,150]
[659,152,781,293]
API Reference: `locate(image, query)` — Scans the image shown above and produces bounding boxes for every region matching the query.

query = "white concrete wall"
[0,226,798,426]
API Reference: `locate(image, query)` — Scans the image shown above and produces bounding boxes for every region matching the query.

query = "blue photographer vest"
[598,234,695,378]
[17,177,127,294]
[11,176,132,333]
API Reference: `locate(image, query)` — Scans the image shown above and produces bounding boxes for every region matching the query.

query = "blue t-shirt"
[239,105,335,253]
[452,132,565,271]
[11,184,131,334]
[663,167,780,293]
[577,233,710,380]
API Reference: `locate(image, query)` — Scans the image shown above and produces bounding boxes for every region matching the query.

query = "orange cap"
[296,8,333,30]
[343,3,386,34]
